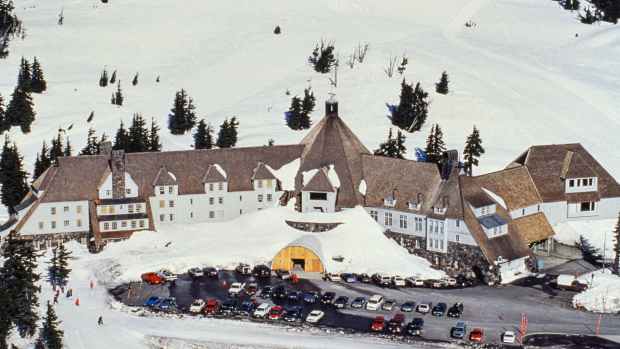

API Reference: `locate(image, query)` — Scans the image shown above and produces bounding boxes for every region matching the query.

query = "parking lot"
[111,269,620,347]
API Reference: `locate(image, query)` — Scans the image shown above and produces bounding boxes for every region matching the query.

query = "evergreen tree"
[132,72,138,86]
[30,57,47,93]
[168,89,195,134]
[300,87,315,129]
[463,126,485,176]
[40,302,63,349]
[32,141,51,181]
[274,25,281,34]
[80,128,99,155]
[390,79,429,133]
[425,124,446,164]
[48,244,71,287]
[96,133,108,155]
[63,138,72,156]
[87,110,94,123]
[267,138,274,146]
[576,235,602,266]
[0,280,11,349]
[0,233,40,338]
[113,120,130,151]
[113,81,123,106]
[109,70,116,84]
[0,37,8,59]
[435,71,449,95]
[0,93,7,133]
[127,113,150,153]
[0,139,29,211]
[216,119,229,148]
[308,40,336,73]
[216,118,239,148]
[373,128,406,159]
[5,86,36,133]
[613,212,620,275]
[193,119,213,150]
[285,96,303,130]
[49,133,64,165]
[99,68,109,87]
[17,57,32,92]
[580,6,598,24]
[185,97,197,130]
[147,118,161,152]
[227,117,239,147]
[562,0,580,11]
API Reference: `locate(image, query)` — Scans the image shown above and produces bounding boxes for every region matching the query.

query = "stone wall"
[285,220,341,232]
[111,150,126,199]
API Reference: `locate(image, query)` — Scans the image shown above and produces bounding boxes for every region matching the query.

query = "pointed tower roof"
[298,97,370,208]
[303,168,335,193]
[152,166,177,186]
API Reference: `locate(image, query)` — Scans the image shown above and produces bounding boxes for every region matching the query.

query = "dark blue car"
[283,306,303,322]
[237,300,256,316]
[158,297,176,311]
[288,290,302,301]
[303,291,320,304]
[400,301,416,312]
[144,296,161,307]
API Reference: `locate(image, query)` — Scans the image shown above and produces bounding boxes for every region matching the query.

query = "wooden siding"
[271,246,325,273]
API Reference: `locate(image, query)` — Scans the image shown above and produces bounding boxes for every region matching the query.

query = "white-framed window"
[159,200,165,208]
[257,180,263,188]
[77,219,82,228]
[131,221,136,229]
[384,212,392,226]
[370,210,378,221]
[569,179,575,187]
[159,186,165,195]
[63,206,69,212]
[112,222,117,229]
[159,214,165,222]
[456,234,460,242]
[103,222,109,230]
[64,220,70,227]
[456,219,460,228]
[415,217,423,231]
[121,221,127,228]
[580,201,596,212]
[169,214,174,221]
[126,188,131,195]
[168,186,173,194]
[440,221,444,234]
[139,220,145,228]
[136,203,142,212]
[218,197,223,204]
[399,215,408,229]
[209,183,214,191]
[239,195,243,202]
[258,194,264,203]
[209,211,215,219]
[480,206,489,215]
[218,182,224,191]
[267,194,272,202]
[51,207,56,215]
[440,240,444,250]
[38,222,44,230]
[266,179,273,188]
[169,200,175,208]
[209,197,214,205]
[128,204,134,214]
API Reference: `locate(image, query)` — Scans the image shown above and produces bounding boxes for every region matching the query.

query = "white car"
[188,267,204,278]
[305,310,325,324]
[392,276,406,287]
[158,269,178,281]
[366,295,384,311]
[253,303,271,318]
[416,303,431,314]
[502,331,516,344]
[189,299,206,313]
[325,273,341,282]
[446,278,457,287]
[228,282,246,296]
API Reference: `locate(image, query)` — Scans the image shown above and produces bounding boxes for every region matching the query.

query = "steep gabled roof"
[468,166,542,211]
[298,107,370,209]
[302,168,335,193]
[560,151,597,179]
[252,162,277,181]
[152,166,177,186]
[202,164,227,183]
[40,155,111,202]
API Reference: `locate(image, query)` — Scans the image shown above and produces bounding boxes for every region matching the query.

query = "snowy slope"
[1,0,619,218]
[574,269,620,313]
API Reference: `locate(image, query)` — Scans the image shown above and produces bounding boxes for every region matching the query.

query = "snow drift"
[573,269,620,313]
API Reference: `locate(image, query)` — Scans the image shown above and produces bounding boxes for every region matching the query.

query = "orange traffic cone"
[75,298,80,306]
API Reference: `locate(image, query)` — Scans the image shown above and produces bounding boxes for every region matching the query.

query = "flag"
[519,313,528,344]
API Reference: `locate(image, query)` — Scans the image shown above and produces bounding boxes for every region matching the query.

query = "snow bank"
[94,206,442,285]
[358,179,367,196]
[499,256,532,284]
[553,219,617,260]
[268,158,300,191]
[327,165,341,188]
[573,269,620,313]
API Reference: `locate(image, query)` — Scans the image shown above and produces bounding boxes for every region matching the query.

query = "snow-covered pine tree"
[0,138,29,211]
[390,79,429,133]
[216,118,239,148]
[463,126,485,176]
[132,72,138,86]
[397,56,408,75]
[32,141,51,180]
[5,86,36,133]
[193,119,213,150]
[99,68,109,87]
[49,133,64,165]
[40,302,63,349]
[425,124,446,164]
[373,128,406,159]
[17,57,31,92]
[168,89,189,135]
[613,212,620,275]
[110,70,116,84]
[0,92,7,132]
[53,244,71,287]
[435,71,449,95]
[30,57,47,93]
[80,128,99,155]
[562,0,580,11]
[113,120,130,151]
[0,278,11,349]
[308,40,336,73]
[127,113,149,153]
[114,81,123,106]
[110,93,116,105]
[580,6,598,24]
[286,96,303,130]
[148,118,161,152]
[576,235,602,266]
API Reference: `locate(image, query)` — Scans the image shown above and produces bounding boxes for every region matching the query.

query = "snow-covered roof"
[284,235,325,264]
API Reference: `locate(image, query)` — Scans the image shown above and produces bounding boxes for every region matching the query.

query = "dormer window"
[384,196,396,207]
[218,182,224,191]
[159,186,164,195]
[434,206,447,215]
[408,201,421,210]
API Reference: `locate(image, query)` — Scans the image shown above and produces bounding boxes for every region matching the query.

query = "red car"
[268,305,284,320]
[469,328,484,343]
[141,272,163,285]
[370,316,385,332]
[204,299,220,315]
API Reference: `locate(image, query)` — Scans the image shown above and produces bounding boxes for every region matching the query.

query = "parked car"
[372,274,391,287]
[432,302,447,317]
[252,264,271,278]
[204,299,220,315]
[157,269,177,282]
[358,273,372,283]
[553,274,588,292]
[324,273,342,282]
[334,296,349,309]
[141,272,164,285]
[305,310,325,324]
[447,303,464,318]
[366,295,384,311]
[451,321,467,339]
[268,305,284,320]
[341,273,357,283]
[237,300,256,316]
[228,282,246,296]
[259,285,273,298]
[220,299,238,315]
[203,267,218,278]
[245,283,258,296]
[283,306,303,322]
[321,292,336,305]
[428,279,444,288]
[288,290,302,301]
[400,301,416,312]
[406,277,425,287]
[502,330,516,344]
[303,291,320,304]
[416,303,431,314]
[273,286,287,299]
[469,328,484,343]
[253,303,271,318]
[405,318,424,336]
[188,267,204,278]
[235,263,252,275]
[144,296,162,307]
[387,313,405,334]
[275,269,291,280]
[445,277,457,287]
[189,299,206,313]
[381,299,397,311]
[370,316,386,332]
[392,276,406,288]
[158,297,177,311]
[351,297,367,309]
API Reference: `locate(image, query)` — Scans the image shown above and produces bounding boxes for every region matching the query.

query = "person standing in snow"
[98,316,103,326]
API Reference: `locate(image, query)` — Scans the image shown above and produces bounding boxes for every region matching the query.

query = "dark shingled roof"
[152,166,177,186]
[512,213,554,243]
[428,163,464,220]
[252,162,277,181]
[298,111,370,209]
[41,155,112,203]
[302,168,335,193]
[203,164,226,183]
[467,192,495,208]
[468,166,542,211]
[511,143,620,202]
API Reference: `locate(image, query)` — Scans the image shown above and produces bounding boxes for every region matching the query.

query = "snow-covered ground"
[554,219,618,260]
[2,0,620,221]
[573,269,620,313]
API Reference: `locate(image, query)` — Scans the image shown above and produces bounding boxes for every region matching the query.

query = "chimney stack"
[111,150,126,199]
[325,94,338,117]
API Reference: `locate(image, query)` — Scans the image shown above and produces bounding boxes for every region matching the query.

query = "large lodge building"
[2,97,620,273]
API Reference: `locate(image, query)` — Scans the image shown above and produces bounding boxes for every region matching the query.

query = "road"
[112,271,620,346]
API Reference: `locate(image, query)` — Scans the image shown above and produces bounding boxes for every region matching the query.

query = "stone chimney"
[111,150,126,199]
[325,94,338,117]
[100,141,113,156]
